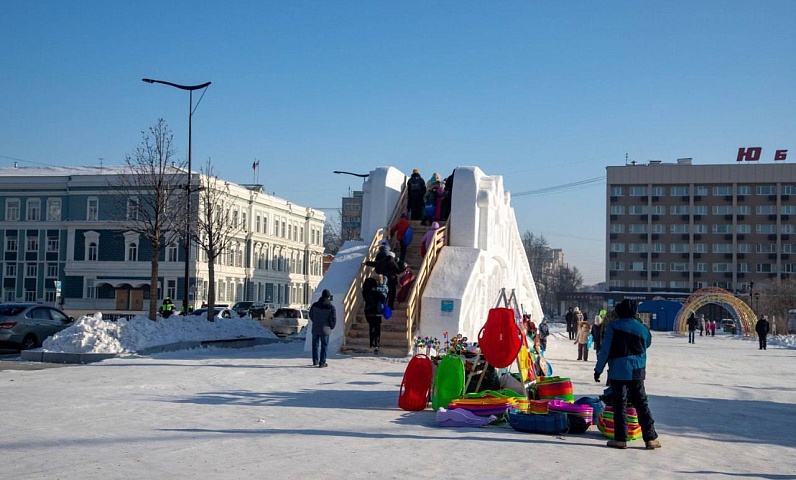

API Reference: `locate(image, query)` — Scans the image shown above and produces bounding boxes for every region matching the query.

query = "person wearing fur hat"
[407,169,426,221]
[594,299,661,450]
[574,319,591,361]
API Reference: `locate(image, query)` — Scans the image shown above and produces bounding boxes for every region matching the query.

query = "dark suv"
[232,301,267,319]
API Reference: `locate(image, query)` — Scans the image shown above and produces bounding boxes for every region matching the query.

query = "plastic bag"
[383,305,393,320]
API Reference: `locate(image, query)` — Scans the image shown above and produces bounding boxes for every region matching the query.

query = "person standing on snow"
[574,319,591,361]
[686,313,697,344]
[309,289,337,368]
[594,299,661,450]
[755,315,770,350]
[591,314,603,354]
[538,317,550,352]
[565,307,576,340]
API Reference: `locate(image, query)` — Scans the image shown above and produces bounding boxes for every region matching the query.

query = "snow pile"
[42,312,278,354]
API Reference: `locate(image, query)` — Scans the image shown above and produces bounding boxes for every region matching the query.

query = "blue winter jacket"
[594,317,651,381]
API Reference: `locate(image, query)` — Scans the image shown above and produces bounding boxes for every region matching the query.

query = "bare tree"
[323,210,344,255]
[113,119,187,320]
[193,158,244,319]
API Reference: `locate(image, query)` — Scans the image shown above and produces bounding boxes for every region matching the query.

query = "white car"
[192,307,236,320]
[270,308,310,335]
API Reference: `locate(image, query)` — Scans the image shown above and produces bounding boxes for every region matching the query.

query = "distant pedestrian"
[406,169,426,221]
[698,314,705,336]
[364,251,402,309]
[755,315,770,350]
[538,317,550,352]
[421,221,441,257]
[591,315,603,354]
[710,320,717,337]
[595,299,661,450]
[565,307,576,340]
[309,289,337,368]
[575,320,591,361]
[686,313,697,344]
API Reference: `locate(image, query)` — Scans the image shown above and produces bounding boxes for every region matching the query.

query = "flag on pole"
[252,160,259,170]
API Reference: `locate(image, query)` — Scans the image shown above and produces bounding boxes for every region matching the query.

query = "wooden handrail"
[341,181,408,347]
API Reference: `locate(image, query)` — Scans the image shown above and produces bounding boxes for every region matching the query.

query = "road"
[0,350,72,371]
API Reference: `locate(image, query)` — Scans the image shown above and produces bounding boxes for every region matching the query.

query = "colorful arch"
[674,287,756,337]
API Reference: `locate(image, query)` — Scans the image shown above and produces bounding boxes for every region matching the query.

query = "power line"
[513,176,606,198]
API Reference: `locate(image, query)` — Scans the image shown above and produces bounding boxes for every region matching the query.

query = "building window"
[167,245,178,262]
[611,186,624,196]
[671,224,689,234]
[650,186,665,197]
[670,243,689,253]
[756,244,777,254]
[610,262,624,271]
[651,262,666,271]
[712,206,732,215]
[651,205,665,215]
[737,263,749,273]
[651,224,666,234]
[47,236,59,252]
[24,290,36,301]
[610,205,625,215]
[712,225,732,234]
[255,215,261,233]
[670,281,690,289]
[693,205,708,215]
[610,243,625,252]
[695,263,707,272]
[6,237,18,252]
[736,224,751,234]
[46,198,61,221]
[756,205,776,215]
[629,186,647,196]
[670,186,689,196]
[783,244,796,254]
[628,206,648,215]
[737,185,752,195]
[26,199,41,221]
[27,236,39,252]
[610,224,625,233]
[652,243,665,253]
[756,185,776,195]
[281,221,286,238]
[629,262,646,271]
[5,199,20,221]
[88,242,98,261]
[46,263,58,277]
[670,205,689,215]
[87,197,99,221]
[782,224,796,234]
[782,185,796,195]
[127,243,138,261]
[693,243,708,253]
[737,205,751,215]
[713,244,733,253]
[756,224,776,234]
[628,224,647,233]
[25,263,37,277]
[167,279,176,299]
[695,186,708,196]
[693,224,707,234]
[712,263,733,272]
[737,244,751,253]
[712,186,732,196]
[756,263,776,273]
[5,264,16,276]
[628,243,647,253]
[127,197,140,221]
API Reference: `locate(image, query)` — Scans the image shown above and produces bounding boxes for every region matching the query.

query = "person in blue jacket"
[594,299,661,450]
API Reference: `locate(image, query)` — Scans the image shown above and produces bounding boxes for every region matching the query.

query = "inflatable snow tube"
[597,406,642,440]
[508,411,568,434]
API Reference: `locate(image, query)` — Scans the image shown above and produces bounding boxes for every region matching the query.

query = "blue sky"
[2,1,794,284]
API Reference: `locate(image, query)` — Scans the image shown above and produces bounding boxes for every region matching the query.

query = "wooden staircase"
[342,220,434,357]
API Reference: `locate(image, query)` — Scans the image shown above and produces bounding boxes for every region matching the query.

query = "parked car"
[192,307,236,320]
[0,303,75,350]
[232,301,268,319]
[270,308,310,336]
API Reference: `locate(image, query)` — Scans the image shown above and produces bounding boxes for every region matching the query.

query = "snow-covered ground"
[2,321,795,479]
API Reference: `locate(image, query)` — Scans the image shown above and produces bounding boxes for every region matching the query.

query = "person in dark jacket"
[309,289,337,368]
[538,317,550,352]
[755,315,770,350]
[591,315,603,354]
[440,169,454,220]
[406,169,426,221]
[594,299,661,450]
[364,251,402,309]
[565,307,575,340]
[686,313,697,344]
[363,276,387,353]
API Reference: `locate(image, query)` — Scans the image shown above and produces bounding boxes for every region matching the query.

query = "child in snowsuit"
[575,320,591,361]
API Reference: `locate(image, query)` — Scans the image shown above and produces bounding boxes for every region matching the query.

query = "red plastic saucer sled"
[398,354,433,411]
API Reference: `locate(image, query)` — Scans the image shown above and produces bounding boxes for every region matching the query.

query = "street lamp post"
[754,292,760,314]
[749,281,755,314]
[142,78,211,313]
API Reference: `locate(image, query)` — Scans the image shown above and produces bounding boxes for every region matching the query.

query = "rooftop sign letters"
[736,147,788,162]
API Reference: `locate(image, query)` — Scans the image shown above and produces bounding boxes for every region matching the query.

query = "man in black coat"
[755,315,770,350]
[309,289,337,367]
[365,251,403,309]
[406,169,426,221]
[565,307,575,340]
